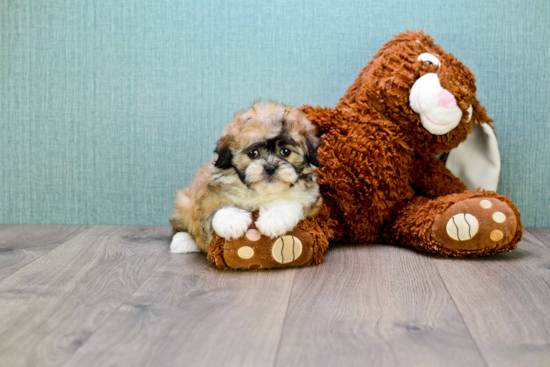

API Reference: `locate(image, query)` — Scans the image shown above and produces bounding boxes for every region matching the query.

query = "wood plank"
[433,231,550,366]
[63,254,296,367]
[0,225,90,282]
[526,228,550,249]
[0,225,172,367]
[275,244,485,367]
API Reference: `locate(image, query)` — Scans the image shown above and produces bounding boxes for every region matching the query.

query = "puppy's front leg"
[212,206,253,240]
[256,200,304,238]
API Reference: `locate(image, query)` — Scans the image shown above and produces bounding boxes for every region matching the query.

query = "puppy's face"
[213,101,319,195]
[234,132,305,194]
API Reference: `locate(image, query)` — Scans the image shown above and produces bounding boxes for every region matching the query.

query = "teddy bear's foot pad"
[431,197,517,251]
[222,227,314,269]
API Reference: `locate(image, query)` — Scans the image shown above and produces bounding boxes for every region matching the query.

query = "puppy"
[170,101,322,253]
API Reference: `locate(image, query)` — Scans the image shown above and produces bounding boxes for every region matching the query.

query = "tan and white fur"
[170,101,322,253]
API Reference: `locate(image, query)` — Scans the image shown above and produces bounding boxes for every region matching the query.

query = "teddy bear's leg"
[210,226,315,270]
[382,191,522,257]
[206,209,334,269]
[207,224,324,270]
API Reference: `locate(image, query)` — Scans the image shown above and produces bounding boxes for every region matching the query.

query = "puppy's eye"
[247,149,259,159]
[280,148,291,157]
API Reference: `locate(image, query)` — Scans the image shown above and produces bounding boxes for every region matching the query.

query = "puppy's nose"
[264,164,277,175]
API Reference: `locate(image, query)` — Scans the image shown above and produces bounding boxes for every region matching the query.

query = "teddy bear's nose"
[437,89,457,109]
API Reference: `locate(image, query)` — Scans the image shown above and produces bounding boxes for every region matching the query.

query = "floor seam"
[272,268,298,367]
[432,261,491,367]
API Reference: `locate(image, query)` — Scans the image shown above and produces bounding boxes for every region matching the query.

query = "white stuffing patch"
[466,105,473,123]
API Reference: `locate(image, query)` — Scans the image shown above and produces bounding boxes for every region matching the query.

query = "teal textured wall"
[1,0,549,227]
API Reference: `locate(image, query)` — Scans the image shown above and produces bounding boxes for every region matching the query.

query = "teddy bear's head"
[345,30,492,155]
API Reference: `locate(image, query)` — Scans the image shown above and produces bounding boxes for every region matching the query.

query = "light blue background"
[1,0,549,227]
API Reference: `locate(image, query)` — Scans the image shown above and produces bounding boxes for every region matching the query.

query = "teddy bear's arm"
[313,124,419,242]
[411,154,467,198]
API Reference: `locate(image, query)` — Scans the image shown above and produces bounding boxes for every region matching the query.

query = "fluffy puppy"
[170,101,322,253]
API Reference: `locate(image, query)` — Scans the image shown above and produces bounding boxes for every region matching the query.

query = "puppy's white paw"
[170,232,201,253]
[256,201,303,238]
[212,207,252,240]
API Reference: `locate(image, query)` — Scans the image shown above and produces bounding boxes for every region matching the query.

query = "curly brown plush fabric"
[300,30,522,257]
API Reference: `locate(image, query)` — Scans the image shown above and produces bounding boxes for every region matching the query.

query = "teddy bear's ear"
[213,137,233,169]
[446,97,500,191]
[446,123,500,191]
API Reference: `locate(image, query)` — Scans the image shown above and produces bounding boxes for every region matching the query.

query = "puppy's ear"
[213,138,233,169]
[305,137,320,167]
[293,109,320,166]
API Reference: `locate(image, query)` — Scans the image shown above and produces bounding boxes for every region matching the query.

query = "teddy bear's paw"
[431,197,518,252]
[219,227,314,270]
[232,233,304,268]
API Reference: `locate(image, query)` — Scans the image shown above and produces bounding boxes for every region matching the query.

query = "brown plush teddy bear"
[207,30,522,269]
[300,30,522,257]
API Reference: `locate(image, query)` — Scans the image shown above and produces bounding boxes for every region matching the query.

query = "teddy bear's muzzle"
[409,72,469,135]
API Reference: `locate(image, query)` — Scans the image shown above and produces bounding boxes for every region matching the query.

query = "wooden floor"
[0,226,549,367]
